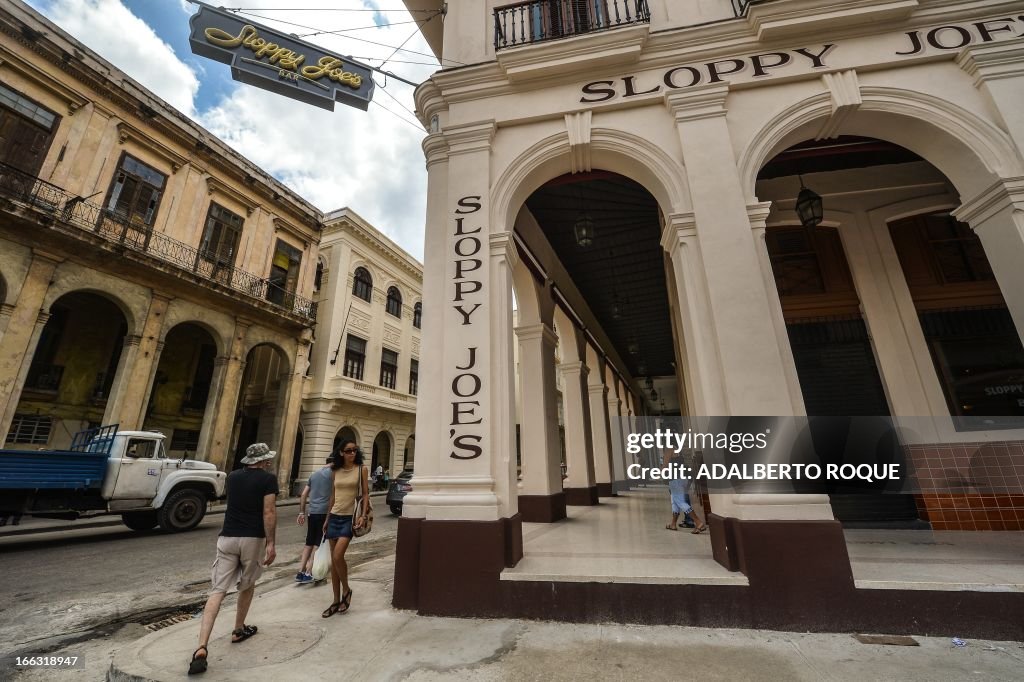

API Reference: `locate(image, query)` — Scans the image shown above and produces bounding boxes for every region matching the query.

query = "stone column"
[954,179,1024,342]
[393,119,524,617]
[0,303,15,346]
[515,322,566,521]
[586,347,615,497]
[101,334,142,426]
[664,85,844,586]
[110,294,171,430]
[273,334,311,494]
[204,318,251,470]
[606,378,626,493]
[559,360,597,505]
[0,251,61,439]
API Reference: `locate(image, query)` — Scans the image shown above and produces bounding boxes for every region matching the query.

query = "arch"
[241,326,296,368]
[386,285,403,317]
[160,300,232,356]
[372,429,394,474]
[42,265,147,336]
[334,425,360,452]
[352,265,373,301]
[738,87,1024,204]
[412,301,422,328]
[491,127,691,240]
[403,433,415,471]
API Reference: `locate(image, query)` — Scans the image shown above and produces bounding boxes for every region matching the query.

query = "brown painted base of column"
[564,486,599,506]
[595,482,615,497]
[392,514,523,616]
[394,513,1024,639]
[518,492,567,522]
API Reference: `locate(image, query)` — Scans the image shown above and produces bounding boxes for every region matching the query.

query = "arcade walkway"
[503,488,1024,592]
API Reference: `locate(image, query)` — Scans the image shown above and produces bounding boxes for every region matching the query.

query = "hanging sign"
[188,1,375,111]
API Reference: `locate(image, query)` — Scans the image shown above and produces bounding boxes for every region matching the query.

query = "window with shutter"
[105,153,166,229]
[380,348,398,389]
[343,335,367,380]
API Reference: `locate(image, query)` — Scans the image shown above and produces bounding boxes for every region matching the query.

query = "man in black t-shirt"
[188,443,278,676]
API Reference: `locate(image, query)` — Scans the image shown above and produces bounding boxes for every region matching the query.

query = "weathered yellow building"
[0,0,319,488]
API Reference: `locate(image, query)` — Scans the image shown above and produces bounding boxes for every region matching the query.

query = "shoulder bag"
[352,464,373,537]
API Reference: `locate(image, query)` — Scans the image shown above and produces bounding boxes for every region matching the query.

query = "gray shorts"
[210,536,264,594]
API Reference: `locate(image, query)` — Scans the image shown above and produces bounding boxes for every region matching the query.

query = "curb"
[1,492,389,538]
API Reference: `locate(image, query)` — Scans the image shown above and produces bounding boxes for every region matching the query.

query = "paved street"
[0,503,400,672]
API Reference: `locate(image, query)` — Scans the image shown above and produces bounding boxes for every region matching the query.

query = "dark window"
[6,415,52,444]
[106,154,166,228]
[922,214,993,284]
[767,228,825,296]
[0,83,58,174]
[199,203,243,273]
[170,429,201,451]
[182,343,216,410]
[352,267,372,302]
[413,302,422,329]
[380,348,398,389]
[386,287,402,317]
[267,239,303,306]
[409,358,419,396]
[314,259,325,292]
[343,335,366,380]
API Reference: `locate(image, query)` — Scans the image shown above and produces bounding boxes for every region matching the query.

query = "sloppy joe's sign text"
[448,196,486,460]
[189,1,374,111]
[581,16,1024,103]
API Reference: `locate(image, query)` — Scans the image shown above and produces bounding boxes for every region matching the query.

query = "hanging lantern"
[795,177,823,228]
[644,376,654,391]
[574,212,595,247]
[650,388,659,402]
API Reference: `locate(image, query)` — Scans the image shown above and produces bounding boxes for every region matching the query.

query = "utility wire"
[229,9,462,66]
[296,18,421,37]
[224,7,440,12]
[373,77,422,126]
[371,99,424,132]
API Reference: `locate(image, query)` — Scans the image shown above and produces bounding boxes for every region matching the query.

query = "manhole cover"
[145,614,194,632]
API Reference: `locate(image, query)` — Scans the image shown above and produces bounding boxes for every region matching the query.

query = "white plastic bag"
[311,535,331,581]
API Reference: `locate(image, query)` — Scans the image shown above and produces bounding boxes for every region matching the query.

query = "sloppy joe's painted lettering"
[449,196,485,460]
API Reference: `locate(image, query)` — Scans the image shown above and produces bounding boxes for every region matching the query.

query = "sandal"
[322,601,343,618]
[338,588,353,614]
[691,525,708,534]
[187,646,208,675]
[230,624,257,643]
[664,525,678,531]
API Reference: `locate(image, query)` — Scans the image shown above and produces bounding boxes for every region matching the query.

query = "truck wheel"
[158,489,207,532]
[390,504,402,515]
[122,511,158,531]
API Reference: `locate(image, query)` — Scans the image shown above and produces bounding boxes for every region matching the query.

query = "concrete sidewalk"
[107,555,1024,682]
[0,492,388,537]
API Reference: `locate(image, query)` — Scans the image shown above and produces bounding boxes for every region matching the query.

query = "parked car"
[0,424,226,532]
[386,470,413,515]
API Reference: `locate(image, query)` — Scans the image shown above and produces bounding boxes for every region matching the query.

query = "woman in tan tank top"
[320,439,369,617]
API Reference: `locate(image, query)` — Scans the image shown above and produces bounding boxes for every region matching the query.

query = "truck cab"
[99,431,226,532]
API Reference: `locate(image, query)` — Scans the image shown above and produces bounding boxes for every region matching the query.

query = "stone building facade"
[394,0,1024,633]
[296,208,421,492]
[0,0,318,490]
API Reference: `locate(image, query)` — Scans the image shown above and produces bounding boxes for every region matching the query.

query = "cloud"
[34,0,200,116]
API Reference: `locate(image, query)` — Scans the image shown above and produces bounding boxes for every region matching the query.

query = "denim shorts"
[326,513,353,540]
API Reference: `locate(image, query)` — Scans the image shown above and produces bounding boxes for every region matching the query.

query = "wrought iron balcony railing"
[0,160,317,323]
[494,0,651,51]
[24,363,64,392]
[731,0,761,16]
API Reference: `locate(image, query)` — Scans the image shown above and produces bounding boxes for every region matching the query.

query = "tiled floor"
[502,488,1024,592]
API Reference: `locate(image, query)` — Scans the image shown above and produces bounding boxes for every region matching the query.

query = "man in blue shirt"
[295,456,333,583]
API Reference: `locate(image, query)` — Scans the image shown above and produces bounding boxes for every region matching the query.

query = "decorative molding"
[952,177,1024,226]
[115,121,188,173]
[747,202,774,230]
[205,175,256,215]
[496,24,648,82]
[444,120,496,157]
[0,47,89,113]
[818,70,861,140]
[422,133,450,169]
[565,111,593,174]
[664,83,729,123]
[349,309,372,333]
[957,41,1024,86]
[746,0,918,42]
[383,324,402,346]
[660,212,698,253]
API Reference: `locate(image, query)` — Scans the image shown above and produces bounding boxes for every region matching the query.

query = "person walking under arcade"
[321,440,370,617]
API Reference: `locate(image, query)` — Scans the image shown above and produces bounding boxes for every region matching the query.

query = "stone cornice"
[744,0,918,42]
[957,40,1024,85]
[514,322,558,346]
[422,133,450,169]
[952,177,1024,226]
[444,120,497,157]
[205,175,257,216]
[323,209,423,279]
[664,83,730,123]
[496,23,649,83]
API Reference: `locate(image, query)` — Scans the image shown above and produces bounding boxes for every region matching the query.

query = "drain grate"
[145,614,194,632]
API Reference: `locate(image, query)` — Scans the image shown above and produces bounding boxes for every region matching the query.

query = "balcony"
[732,0,753,15]
[24,363,64,393]
[494,0,651,51]
[0,160,317,323]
